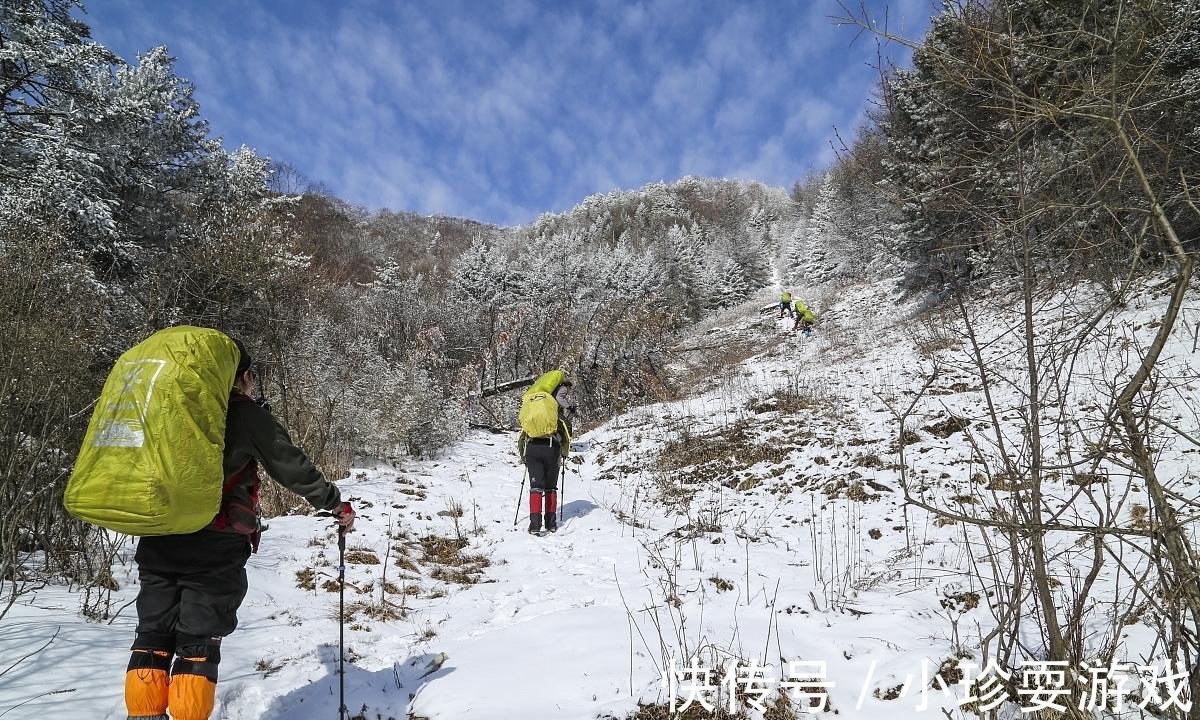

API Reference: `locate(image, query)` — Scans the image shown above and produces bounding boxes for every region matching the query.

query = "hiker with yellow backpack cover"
[516,369,575,534]
[64,326,355,720]
[792,298,816,335]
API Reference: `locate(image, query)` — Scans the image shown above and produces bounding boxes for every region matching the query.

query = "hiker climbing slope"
[517,370,574,534]
[792,298,815,335]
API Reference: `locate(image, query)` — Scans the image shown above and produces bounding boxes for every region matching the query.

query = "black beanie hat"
[232,337,252,376]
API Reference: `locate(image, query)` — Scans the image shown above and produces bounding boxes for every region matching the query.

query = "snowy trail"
[202,430,666,720]
[400,434,661,720]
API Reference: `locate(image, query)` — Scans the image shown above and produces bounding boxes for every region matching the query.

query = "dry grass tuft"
[344,549,380,565]
[346,599,404,622]
[985,472,1031,492]
[392,552,420,573]
[417,534,491,585]
[922,415,970,439]
[418,535,468,563]
[1131,504,1150,530]
[295,568,316,591]
[1069,472,1106,486]
[254,657,284,677]
[708,576,735,592]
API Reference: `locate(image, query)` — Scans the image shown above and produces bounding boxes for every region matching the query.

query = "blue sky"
[80,0,933,226]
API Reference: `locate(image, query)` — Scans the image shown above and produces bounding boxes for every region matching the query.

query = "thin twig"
[0,627,59,679]
[0,688,76,718]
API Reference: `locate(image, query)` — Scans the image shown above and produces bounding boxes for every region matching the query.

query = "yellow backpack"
[63,326,239,535]
[519,370,563,438]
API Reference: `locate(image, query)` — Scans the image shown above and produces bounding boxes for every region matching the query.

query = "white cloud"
[79,0,932,224]
[650,60,719,119]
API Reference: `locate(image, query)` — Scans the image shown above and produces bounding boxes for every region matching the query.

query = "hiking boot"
[544,516,557,533]
[528,516,542,534]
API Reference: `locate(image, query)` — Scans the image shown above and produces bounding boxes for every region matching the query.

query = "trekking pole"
[513,468,527,526]
[253,360,266,401]
[338,528,347,720]
[559,463,566,522]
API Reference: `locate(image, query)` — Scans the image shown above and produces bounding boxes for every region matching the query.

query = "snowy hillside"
[3,276,1198,720]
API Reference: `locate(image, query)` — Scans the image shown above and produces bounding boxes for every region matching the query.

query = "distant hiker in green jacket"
[125,340,355,720]
[793,300,815,335]
[779,290,794,319]
[517,370,574,534]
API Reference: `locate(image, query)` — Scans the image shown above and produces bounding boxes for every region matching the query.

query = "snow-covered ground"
[4,276,1199,719]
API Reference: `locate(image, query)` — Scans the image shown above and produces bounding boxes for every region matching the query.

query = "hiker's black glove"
[334,502,356,535]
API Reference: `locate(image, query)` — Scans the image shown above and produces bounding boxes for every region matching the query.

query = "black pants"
[134,529,252,641]
[526,441,561,531]
[525,441,560,493]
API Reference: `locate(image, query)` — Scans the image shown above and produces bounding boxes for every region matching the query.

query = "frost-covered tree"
[874,0,1200,291]
[1,2,249,271]
[662,223,710,319]
[847,1,1200,708]
[781,129,901,289]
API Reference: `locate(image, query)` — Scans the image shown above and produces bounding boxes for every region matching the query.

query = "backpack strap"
[212,393,262,551]
[221,458,259,497]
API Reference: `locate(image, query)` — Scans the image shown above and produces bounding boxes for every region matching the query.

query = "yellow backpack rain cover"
[63,326,240,535]
[519,370,563,438]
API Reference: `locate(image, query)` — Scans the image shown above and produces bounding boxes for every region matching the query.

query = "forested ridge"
[7,2,1200,713]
